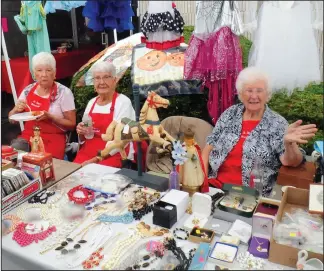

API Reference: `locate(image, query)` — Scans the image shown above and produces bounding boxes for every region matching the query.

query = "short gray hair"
[92,61,117,77]
[236,66,272,101]
[32,52,56,71]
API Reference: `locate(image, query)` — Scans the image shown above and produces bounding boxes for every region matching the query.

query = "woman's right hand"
[76,122,87,136]
[14,100,27,113]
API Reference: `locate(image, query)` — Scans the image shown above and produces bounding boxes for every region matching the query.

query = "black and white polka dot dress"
[140,1,185,50]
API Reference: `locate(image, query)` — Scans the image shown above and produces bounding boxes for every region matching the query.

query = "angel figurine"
[30,126,45,153]
[178,127,209,194]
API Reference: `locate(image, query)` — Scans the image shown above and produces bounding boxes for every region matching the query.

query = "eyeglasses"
[93,75,114,82]
[244,88,265,95]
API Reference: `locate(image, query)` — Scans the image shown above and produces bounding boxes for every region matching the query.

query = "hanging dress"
[248,1,321,94]
[44,1,87,14]
[140,1,185,50]
[184,1,243,124]
[14,1,51,78]
[82,0,134,33]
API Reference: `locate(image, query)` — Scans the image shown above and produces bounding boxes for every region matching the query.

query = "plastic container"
[82,114,94,139]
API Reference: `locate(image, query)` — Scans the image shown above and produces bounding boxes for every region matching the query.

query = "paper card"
[209,242,238,263]
[228,219,252,244]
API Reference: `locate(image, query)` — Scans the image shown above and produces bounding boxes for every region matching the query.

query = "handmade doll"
[30,126,45,153]
[177,128,209,194]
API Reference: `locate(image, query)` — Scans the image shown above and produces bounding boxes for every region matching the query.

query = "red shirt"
[216,120,260,186]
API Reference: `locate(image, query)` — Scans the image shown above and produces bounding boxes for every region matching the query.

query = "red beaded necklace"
[67,185,95,205]
[12,222,56,247]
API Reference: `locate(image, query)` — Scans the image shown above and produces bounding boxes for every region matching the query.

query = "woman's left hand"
[36,111,52,122]
[284,120,318,144]
[81,157,99,167]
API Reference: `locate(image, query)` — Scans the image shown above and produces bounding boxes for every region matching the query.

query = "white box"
[184,192,212,230]
[160,189,189,221]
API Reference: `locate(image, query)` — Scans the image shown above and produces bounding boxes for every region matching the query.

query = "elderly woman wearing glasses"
[202,67,317,196]
[74,61,140,168]
[9,52,76,159]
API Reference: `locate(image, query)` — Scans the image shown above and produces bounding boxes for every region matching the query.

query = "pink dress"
[184,1,243,124]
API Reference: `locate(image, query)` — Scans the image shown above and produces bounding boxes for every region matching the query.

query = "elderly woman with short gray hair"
[202,66,317,196]
[9,52,76,159]
[74,61,138,167]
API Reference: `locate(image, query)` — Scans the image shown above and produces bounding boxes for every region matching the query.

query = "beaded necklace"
[13,222,56,247]
[102,232,143,270]
[97,212,134,224]
[67,185,95,205]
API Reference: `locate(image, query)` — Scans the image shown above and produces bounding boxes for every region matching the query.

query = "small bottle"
[250,158,263,197]
[169,165,180,190]
[82,114,94,139]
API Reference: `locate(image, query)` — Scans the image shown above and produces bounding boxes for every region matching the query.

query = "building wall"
[138,1,323,80]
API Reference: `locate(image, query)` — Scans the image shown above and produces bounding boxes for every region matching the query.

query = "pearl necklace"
[102,232,143,270]
[13,222,56,247]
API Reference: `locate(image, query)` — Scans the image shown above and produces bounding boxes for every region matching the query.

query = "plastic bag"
[86,173,133,194]
[157,250,180,270]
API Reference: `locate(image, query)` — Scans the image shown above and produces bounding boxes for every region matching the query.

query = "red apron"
[20,83,66,159]
[74,92,129,168]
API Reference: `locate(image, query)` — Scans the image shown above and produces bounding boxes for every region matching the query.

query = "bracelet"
[67,185,95,205]
[173,228,189,240]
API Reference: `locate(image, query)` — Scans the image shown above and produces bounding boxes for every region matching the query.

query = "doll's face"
[136,50,167,71]
[167,52,184,67]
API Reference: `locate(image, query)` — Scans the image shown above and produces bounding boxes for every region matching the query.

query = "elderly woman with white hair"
[74,61,144,168]
[202,66,317,196]
[9,52,76,159]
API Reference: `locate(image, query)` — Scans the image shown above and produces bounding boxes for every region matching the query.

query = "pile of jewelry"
[236,252,265,270]
[136,222,169,237]
[128,190,160,220]
[163,237,196,271]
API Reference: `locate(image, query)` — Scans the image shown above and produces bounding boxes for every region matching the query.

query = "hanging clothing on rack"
[184,1,243,124]
[14,1,51,78]
[82,0,134,33]
[248,1,321,94]
[44,1,87,14]
[140,1,185,50]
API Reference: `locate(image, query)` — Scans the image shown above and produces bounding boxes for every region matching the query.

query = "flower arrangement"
[171,140,188,166]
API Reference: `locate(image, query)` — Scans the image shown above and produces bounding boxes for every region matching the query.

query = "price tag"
[123,124,130,134]
[289,232,296,237]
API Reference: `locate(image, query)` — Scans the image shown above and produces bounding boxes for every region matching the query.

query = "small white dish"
[9,111,43,122]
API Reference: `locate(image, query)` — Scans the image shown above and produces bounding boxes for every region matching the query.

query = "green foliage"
[71,26,323,154]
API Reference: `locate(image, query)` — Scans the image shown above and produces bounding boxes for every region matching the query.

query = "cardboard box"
[2,177,42,214]
[1,146,18,165]
[1,159,14,171]
[277,162,315,189]
[189,227,215,244]
[268,187,324,267]
[22,152,55,185]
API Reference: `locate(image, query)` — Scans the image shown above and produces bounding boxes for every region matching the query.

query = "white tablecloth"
[2,164,293,270]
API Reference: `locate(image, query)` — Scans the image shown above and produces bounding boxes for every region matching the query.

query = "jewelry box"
[153,189,189,228]
[209,242,238,263]
[183,192,212,230]
[205,218,232,236]
[189,227,215,244]
[248,214,273,258]
[188,242,210,270]
[218,184,258,218]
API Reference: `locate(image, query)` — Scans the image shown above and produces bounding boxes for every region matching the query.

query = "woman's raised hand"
[14,100,27,113]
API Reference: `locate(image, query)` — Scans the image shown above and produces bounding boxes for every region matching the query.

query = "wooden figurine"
[30,126,45,153]
[98,91,175,161]
[178,128,209,194]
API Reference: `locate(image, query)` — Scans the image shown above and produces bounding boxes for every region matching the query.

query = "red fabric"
[141,36,184,50]
[215,120,260,186]
[1,48,99,96]
[2,18,8,32]
[20,82,66,159]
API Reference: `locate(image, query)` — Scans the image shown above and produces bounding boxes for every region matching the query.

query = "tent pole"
[1,29,24,131]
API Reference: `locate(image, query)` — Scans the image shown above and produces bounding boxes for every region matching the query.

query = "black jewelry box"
[152,201,177,229]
